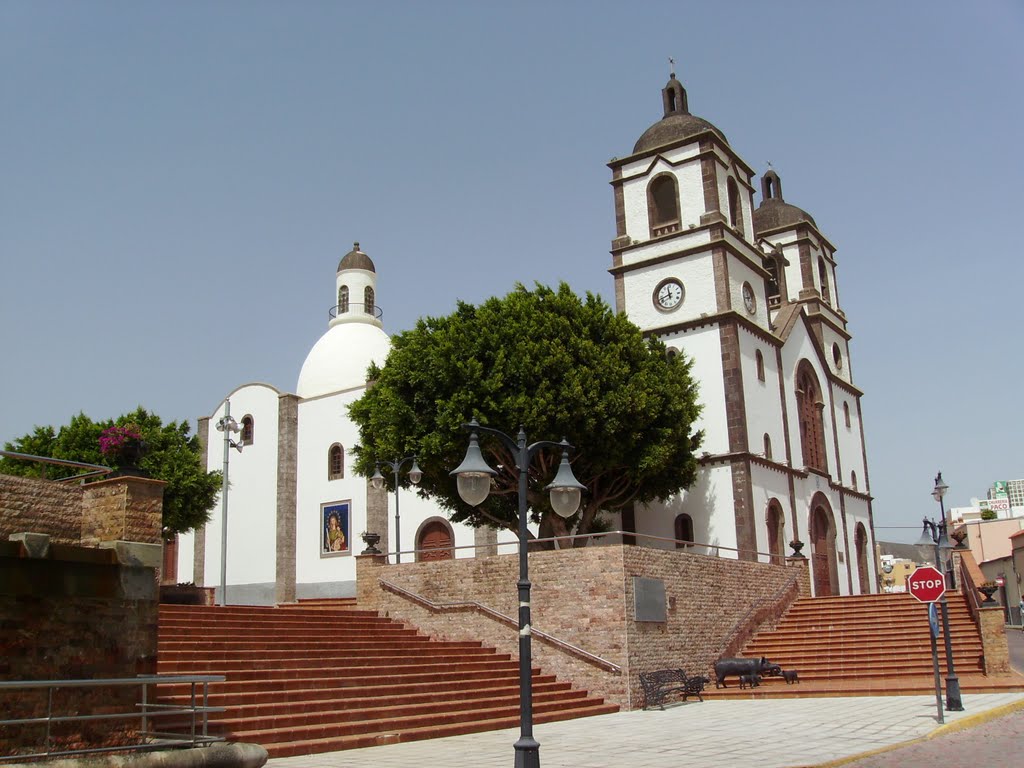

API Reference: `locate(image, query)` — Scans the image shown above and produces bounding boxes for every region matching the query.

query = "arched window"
[240,415,254,445]
[818,257,831,304]
[766,501,785,565]
[796,361,828,473]
[843,401,851,429]
[338,285,349,314]
[648,174,680,237]
[674,513,694,548]
[763,433,772,460]
[756,350,765,382]
[328,444,344,480]
[666,347,679,361]
[727,177,741,229]
[851,470,857,490]
[764,254,782,305]
[364,286,375,315]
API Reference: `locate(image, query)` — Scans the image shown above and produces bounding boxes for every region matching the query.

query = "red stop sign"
[907,566,946,603]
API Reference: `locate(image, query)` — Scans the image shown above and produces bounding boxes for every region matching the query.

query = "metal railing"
[379,579,622,673]
[379,529,785,566]
[0,450,112,483]
[0,675,225,763]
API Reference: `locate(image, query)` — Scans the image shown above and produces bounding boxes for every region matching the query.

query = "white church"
[174,72,876,603]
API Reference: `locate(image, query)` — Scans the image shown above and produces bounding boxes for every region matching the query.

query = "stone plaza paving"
[266,692,1024,768]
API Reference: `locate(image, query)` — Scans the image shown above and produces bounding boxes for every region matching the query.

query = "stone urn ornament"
[789,540,806,558]
[978,583,999,605]
[360,531,382,555]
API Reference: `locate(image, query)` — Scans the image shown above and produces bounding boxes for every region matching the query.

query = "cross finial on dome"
[669,56,676,78]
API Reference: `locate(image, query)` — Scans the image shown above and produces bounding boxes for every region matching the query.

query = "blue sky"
[2,1,1021,542]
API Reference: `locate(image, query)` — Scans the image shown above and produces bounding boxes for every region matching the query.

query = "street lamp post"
[917,471,963,712]
[214,400,243,607]
[370,456,423,563]
[451,419,585,768]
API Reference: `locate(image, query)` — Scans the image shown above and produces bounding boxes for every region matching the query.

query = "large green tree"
[1,407,220,535]
[349,283,703,545]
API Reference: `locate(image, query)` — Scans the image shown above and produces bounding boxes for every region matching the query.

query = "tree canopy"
[1,407,220,535]
[349,283,703,544]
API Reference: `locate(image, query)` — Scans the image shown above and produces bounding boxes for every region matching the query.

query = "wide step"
[156,603,616,755]
[727,591,1023,698]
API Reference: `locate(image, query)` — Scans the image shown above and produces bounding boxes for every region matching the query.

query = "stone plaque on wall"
[633,576,667,622]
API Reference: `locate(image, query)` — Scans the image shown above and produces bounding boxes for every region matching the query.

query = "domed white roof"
[297,322,391,398]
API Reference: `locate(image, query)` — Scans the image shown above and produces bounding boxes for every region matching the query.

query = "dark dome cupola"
[632,71,728,155]
[752,170,817,235]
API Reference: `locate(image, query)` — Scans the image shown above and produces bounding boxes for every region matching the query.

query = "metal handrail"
[379,579,622,673]
[381,529,780,565]
[0,675,225,762]
[0,450,112,482]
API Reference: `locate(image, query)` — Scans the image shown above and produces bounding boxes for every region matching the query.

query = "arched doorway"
[855,523,870,595]
[416,519,454,562]
[765,501,785,565]
[809,499,838,596]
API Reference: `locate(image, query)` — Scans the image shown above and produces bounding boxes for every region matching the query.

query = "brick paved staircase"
[156,603,618,757]
[713,591,1024,698]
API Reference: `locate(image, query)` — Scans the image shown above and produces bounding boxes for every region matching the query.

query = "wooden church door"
[417,521,454,562]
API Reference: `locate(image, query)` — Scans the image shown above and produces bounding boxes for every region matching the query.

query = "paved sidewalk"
[266,692,1024,768]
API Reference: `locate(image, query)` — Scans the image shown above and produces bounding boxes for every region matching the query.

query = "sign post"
[908,565,946,723]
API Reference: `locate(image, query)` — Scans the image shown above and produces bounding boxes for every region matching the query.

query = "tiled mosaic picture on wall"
[321,500,351,557]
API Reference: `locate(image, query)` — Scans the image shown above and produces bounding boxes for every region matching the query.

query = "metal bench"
[639,668,708,709]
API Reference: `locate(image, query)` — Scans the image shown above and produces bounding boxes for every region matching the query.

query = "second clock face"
[742,282,756,314]
[655,279,684,310]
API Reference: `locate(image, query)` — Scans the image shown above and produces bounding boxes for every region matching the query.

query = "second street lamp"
[370,456,422,563]
[916,470,963,712]
[451,419,585,768]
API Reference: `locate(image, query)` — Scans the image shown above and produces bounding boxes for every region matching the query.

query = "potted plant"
[98,423,148,477]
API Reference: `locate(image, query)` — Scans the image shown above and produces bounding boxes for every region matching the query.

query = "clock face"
[742,282,756,315]
[655,279,684,310]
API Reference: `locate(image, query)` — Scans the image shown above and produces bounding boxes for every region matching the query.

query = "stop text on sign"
[907,565,945,603]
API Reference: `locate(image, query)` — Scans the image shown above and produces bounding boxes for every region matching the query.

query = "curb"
[1,743,268,768]
[809,698,1024,768]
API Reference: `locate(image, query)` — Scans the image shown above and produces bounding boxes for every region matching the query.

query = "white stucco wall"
[662,325,728,455]
[295,389,366,588]
[750,463,794,559]
[634,464,737,555]
[624,252,717,329]
[620,150,705,242]
[202,384,282,591]
[834,388,866,492]
[740,330,785,460]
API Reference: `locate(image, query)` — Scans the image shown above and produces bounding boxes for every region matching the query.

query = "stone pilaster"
[194,416,210,586]
[81,476,166,547]
[276,394,299,604]
[474,526,498,557]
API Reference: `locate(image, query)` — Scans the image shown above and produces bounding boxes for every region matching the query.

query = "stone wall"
[0,475,83,544]
[357,542,803,709]
[621,546,797,705]
[0,472,165,756]
[0,541,158,756]
[82,477,165,547]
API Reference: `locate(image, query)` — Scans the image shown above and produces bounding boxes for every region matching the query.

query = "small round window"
[832,343,843,370]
